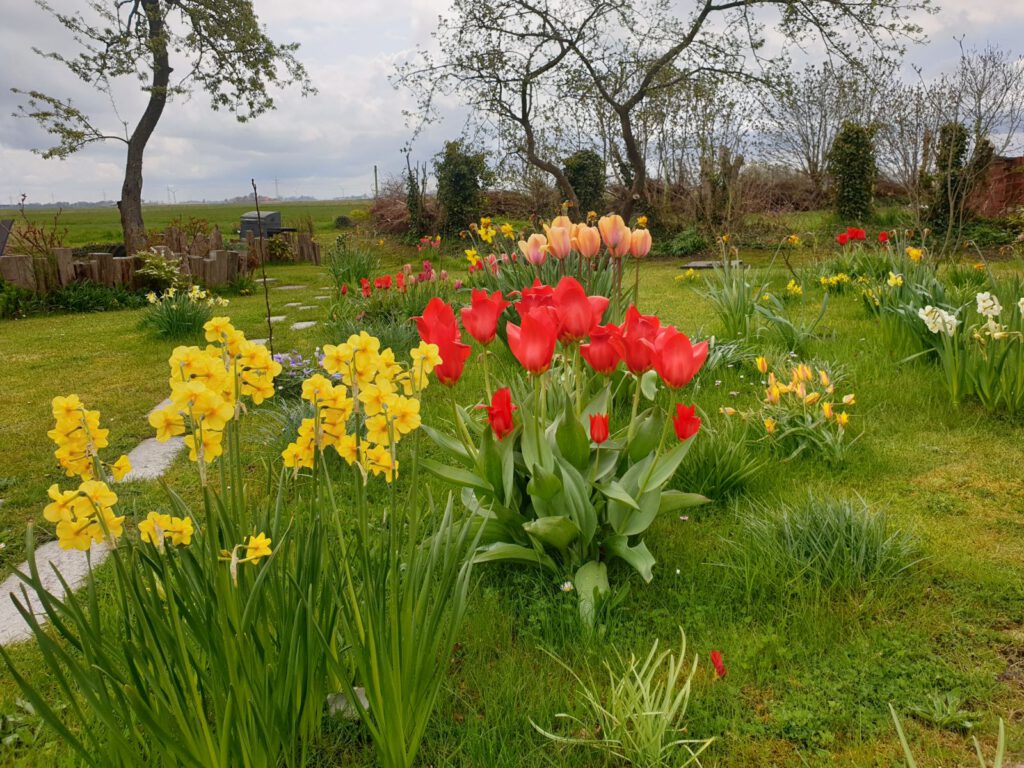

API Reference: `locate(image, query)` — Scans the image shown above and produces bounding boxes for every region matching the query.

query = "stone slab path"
[0,541,111,645]
[274,285,307,291]
[269,315,286,323]
[291,321,317,331]
[123,437,185,481]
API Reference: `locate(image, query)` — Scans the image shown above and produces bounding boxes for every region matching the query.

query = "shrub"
[657,227,708,257]
[563,149,606,216]
[827,122,876,222]
[434,140,492,232]
[333,214,353,229]
[0,279,44,318]
[722,496,919,606]
[46,283,148,314]
[135,249,186,293]
[324,237,379,293]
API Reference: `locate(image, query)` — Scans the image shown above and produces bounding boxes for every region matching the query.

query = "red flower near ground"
[487,387,516,440]
[553,277,607,342]
[710,650,727,678]
[340,284,349,296]
[672,403,701,441]
[847,227,867,241]
[507,308,559,374]
[647,327,708,389]
[414,297,460,345]
[433,336,472,387]
[620,305,661,374]
[877,231,889,244]
[580,323,623,374]
[835,233,849,247]
[589,413,610,444]
[460,289,509,345]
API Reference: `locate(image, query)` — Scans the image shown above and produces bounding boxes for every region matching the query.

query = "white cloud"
[0,0,1020,204]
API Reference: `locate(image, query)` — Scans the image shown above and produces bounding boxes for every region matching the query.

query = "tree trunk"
[118,0,170,255]
[618,107,646,222]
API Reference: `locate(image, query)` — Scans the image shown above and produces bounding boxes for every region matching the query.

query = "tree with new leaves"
[400,0,932,220]
[13,0,314,253]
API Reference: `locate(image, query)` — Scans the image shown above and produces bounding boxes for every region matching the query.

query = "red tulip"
[710,650,727,678]
[835,233,849,246]
[433,335,472,387]
[847,227,866,241]
[877,231,889,244]
[646,327,708,389]
[487,387,516,440]
[580,323,622,374]
[672,403,701,441]
[517,279,555,317]
[620,305,661,374]
[340,284,349,296]
[553,277,607,342]
[589,413,609,444]
[460,289,509,345]
[414,297,460,345]
[507,308,559,374]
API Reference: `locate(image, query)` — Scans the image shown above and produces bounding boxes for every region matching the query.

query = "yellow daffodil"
[245,532,272,564]
[110,454,132,482]
[906,246,923,262]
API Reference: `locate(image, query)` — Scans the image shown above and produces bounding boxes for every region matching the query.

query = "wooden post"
[0,255,36,291]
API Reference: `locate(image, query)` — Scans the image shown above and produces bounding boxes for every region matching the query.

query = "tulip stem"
[481,350,492,402]
[573,344,583,415]
[633,259,641,308]
[626,375,642,442]
[449,389,477,460]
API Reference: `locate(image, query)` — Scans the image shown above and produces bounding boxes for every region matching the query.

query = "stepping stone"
[291,321,317,331]
[314,295,330,300]
[269,315,286,324]
[0,540,111,645]
[683,259,743,269]
[299,305,317,311]
[274,285,307,291]
[327,687,369,720]
[122,437,185,481]
[284,302,302,308]
[256,277,278,284]
[251,338,267,345]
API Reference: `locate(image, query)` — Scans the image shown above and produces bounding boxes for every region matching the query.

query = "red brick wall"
[969,156,1024,218]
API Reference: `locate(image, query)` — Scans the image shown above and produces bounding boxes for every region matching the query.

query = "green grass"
[1,239,1023,766]
[5,200,371,247]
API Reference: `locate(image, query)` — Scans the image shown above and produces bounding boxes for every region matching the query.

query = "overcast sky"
[0,0,1021,205]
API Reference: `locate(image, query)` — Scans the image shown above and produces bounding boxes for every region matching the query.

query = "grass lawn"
[5,200,371,248]
[1,240,1022,766]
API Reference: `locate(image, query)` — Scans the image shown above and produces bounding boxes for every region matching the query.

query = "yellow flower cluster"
[906,247,924,262]
[819,273,851,290]
[139,511,194,549]
[48,395,131,481]
[281,332,439,483]
[674,268,698,283]
[478,217,498,244]
[763,361,854,428]
[786,279,803,297]
[45,479,124,551]
[146,285,229,307]
[786,234,802,247]
[148,317,281,473]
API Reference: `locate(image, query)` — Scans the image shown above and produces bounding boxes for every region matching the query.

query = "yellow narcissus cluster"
[138,511,194,549]
[148,318,281,475]
[281,332,439,483]
[44,479,125,551]
[48,395,132,481]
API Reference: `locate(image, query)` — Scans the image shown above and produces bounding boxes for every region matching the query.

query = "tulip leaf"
[420,424,473,468]
[620,453,654,495]
[557,458,597,546]
[640,370,660,401]
[526,463,562,500]
[521,417,553,475]
[556,401,590,472]
[420,458,493,494]
[477,429,504,496]
[659,490,710,513]
[473,542,557,574]
[604,535,656,582]
[627,408,663,463]
[599,481,639,510]
[609,491,661,537]
[575,560,610,628]
[641,440,694,493]
[523,516,581,551]
[581,383,611,421]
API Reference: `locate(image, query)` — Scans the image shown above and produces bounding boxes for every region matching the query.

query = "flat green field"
[1,238,1022,766]
[3,200,370,247]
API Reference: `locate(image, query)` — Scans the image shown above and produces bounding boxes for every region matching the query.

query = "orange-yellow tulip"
[572,224,601,258]
[544,224,572,260]
[551,215,572,231]
[598,214,631,257]
[630,228,652,258]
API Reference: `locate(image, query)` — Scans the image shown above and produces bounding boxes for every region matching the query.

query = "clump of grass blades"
[533,629,713,768]
[325,238,379,291]
[890,705,1007,768]
[140,292,213,339]
[720,495,920,607]
[672,418,766,501]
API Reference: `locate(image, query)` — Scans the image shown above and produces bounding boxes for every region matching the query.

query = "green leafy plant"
[140,285,226,339]
[324,237,380,292]
[135,249,186,293]
[563,149,606,215]
[702,257,765,341]
[533,630,713,767]
[890,705,1006,768]
[755,292,829,355]
[434,139,492,232]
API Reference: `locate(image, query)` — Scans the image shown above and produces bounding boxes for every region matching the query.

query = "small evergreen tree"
[827,122,876,222]
[563,150,606,217]
[405,158,426,238]
[434,141,492,232]
[926,122,994,231]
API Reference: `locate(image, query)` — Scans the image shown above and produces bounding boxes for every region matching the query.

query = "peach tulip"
[551,215,573,231]
[630,228,652,258]
[544,224,572,260]
[572,224,601,258]
[598,214,631,258]
[518,233,548,266]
